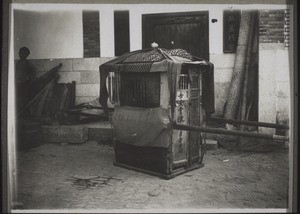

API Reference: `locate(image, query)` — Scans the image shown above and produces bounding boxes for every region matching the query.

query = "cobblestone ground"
[15,140,289,211]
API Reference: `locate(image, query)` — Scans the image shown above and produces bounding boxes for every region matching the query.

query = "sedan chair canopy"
[99,47,214,117]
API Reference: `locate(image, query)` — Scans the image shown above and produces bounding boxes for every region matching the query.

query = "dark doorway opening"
[142,11,209,60]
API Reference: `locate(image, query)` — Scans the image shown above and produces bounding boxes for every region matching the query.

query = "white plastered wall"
[13,9,83,59]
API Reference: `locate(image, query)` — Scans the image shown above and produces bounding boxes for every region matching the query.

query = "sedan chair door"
[172,65,203,170]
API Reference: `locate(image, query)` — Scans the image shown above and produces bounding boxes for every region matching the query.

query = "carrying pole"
[209,116,289,130]
[172,123,289,142]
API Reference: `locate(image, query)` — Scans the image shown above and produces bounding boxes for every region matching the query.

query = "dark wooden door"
[142,11,209,60]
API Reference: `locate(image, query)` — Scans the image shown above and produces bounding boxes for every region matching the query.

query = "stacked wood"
[29,77,59,118]
[240,11,258,130]
[18,63,62,118]
[245,16,259,123]
[18,64,77,119]
[49,81,76,115]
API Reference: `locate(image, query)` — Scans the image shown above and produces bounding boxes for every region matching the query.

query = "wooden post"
[224,11,253,122]
[240,12,257,130]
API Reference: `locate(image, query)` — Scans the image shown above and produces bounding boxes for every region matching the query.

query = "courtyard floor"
[14,139,289,212]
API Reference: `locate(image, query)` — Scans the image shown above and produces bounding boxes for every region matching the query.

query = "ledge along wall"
[24,54,234,116]
[25,57,114,106]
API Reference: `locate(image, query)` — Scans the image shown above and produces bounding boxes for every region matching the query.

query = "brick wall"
[29,57,114,106]
[211,9,290,124]
[82,11,100,58]
[259,10,285,43]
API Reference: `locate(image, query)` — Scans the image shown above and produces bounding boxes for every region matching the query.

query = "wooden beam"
[172,123,289,141]
[209,116,289,130]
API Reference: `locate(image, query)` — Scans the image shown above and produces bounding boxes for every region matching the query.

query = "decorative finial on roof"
[151,42,158,48]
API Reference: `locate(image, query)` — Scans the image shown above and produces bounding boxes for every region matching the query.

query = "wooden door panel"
[172,23,203,58]
[153,24,172,49]
[153,23,204,57]
[143,11,209,60]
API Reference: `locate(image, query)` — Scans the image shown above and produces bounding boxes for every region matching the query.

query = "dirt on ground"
[15,139,289,211]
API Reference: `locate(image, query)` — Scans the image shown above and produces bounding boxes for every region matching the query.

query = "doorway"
[142,11,209,60]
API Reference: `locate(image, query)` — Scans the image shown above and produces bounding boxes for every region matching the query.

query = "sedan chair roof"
[99,48,214,116]
[100,48,209,73]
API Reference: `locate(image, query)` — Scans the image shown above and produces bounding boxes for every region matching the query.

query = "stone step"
[204,139,218,150]
[42,125,89,144]
[42,121,113,144]
[86,121,114,143]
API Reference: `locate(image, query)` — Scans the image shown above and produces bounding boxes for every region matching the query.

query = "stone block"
[42,125,88,144]
[209,54,235,69]
[214,82,230,98]
[259,127,276,135]
[73,58,101,71]
[88,127,114,142]
[76,84,100,97]
[81,70,100,84]
[57,71,81,84]
[79,120,111,128]
[205,139,218,150]
[99,57,115,65]
[214,68,233,83]
[44,58,73,72]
